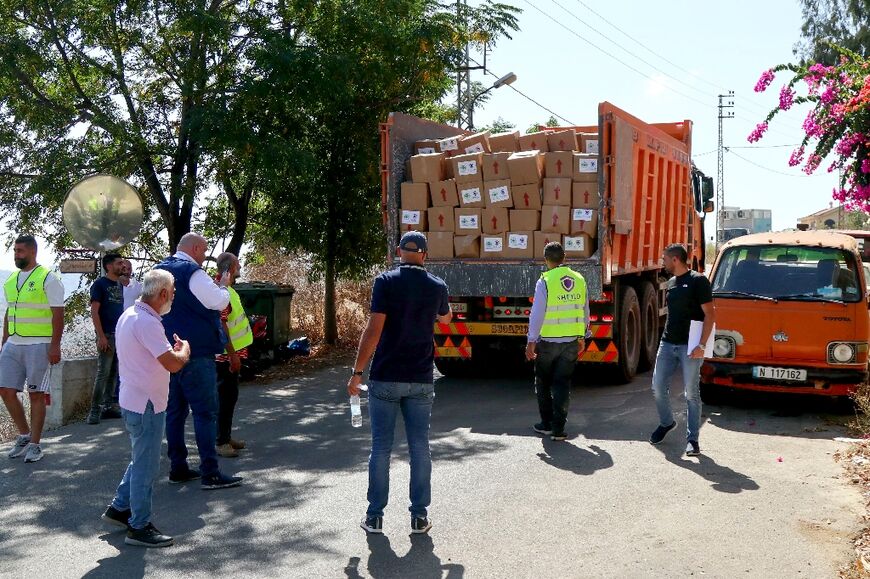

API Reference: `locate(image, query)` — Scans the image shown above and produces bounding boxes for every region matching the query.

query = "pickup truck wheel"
[638,281,659,372]
[614,285,641,383]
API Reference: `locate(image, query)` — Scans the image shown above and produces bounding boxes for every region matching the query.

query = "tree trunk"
[323,184,338,345]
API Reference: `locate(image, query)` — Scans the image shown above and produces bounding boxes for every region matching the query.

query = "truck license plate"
[752,366,807,381]
[449,302,468,313]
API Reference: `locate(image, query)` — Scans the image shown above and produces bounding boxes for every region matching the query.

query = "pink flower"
[820,83,839,104]
[788,146,805,167]
[755,69,775,93]
[804,153,822,175]
[862,158,870,174]
[802,111,824,138]
[747,121,768,143]
[778,85,795,110]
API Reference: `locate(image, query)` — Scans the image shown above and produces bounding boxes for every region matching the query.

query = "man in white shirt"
[120,259,143,310]
[0,234,65,463]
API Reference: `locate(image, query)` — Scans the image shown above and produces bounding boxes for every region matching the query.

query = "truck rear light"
[593,291,614,304]
[498,297,508,303]
[524,309,531,315]
[589,314,599,322]
[494,309,502,315]
[528,297,534,303]
[505,309,512,315]
[455,313,467,320]
[602,314,614,323]
[484,297,494,309]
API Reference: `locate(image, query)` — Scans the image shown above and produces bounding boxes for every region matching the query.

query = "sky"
[0,0,840,270]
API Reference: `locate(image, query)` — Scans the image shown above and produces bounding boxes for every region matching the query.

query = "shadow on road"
[655,444,760,494]
[343,534,464,579]
[537,439,613,475]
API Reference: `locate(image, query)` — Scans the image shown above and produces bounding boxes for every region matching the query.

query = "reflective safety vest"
[3,266,53,337]
[224,286,253,353]
[541,266,587,339]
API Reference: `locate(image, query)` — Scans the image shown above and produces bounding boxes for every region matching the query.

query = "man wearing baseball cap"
[348,231,452,535]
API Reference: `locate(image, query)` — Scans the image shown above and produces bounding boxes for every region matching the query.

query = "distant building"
[798,203,852,230]
[722,206,772,234]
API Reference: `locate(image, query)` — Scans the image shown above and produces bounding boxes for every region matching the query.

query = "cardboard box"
[401,182,429,210]
[414,139,440,155]
[428,206,455,232]
[548,129,577,152]
[564,234,594,258]
[438,135,463,157]
[425,232,454,259]
[573,153,599,182]
[579,133,599,155]
[543,178,572,207]
[489,131,520,153]
[457,180,485,208]
[459,130,491,154]
[570,208,599,236]
[510,209,541,231]
[454,208,482,234]
[482,152,511,182]
[484,179,513,209]
[430,180,459,207]
[534,231,560,259]
[541,205,570,234]
[454,234,480,258]
[545,151,574,179]
[451,152,484,185]
[572,182,600,209]
[507,151,544,186]
[480,233,505,259]
[504,232,535,259]
[519,131,550,152]
[512,183,542,210]
[482,207,509,234]
[409,153,445,184]
[400,209,427,233]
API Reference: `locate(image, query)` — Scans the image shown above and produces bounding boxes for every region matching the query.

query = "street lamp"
[467,72,517,130]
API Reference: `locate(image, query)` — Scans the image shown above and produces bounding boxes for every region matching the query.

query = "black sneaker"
[360,516,383,534]
[101,505,131,529]
[201,472,243,490]
[685,441,701,456]
[550,431,568,441]
[649,421,677,445]
[168,468,202,484]
[101,407,122,420]
[532,422,552,435]
[125,523,174,548]
[86,412,100,425]
[411,517,432,534]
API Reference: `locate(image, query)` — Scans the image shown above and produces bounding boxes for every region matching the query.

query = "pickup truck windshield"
[712,244,862,303]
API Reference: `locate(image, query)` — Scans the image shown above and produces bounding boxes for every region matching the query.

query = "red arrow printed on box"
[556,159,563,174]
[440,188,447,202]
[552,213,559,226]
[491,216,498,230]
[438,215,444,227]
[493,161,499,175]
[554,186,561,200]
[523,193,530,207]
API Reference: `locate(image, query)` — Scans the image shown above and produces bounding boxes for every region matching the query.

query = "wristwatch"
[351,370,364,377]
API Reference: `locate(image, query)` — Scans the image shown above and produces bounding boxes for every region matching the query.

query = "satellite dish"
[62,174,144,252]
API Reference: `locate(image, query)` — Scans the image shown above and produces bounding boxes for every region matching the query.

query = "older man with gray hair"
[101,269,190,547]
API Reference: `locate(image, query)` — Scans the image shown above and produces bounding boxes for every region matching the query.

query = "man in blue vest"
[155,233,242,490]
[525,242,591,441]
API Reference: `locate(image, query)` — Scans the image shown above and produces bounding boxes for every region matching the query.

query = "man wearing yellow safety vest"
[0,235,65,463]
[525,242,591,441]
[214,253,252,458]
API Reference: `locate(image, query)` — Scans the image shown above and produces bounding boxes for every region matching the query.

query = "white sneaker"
[8,435,30,459]
[24,444,43,463]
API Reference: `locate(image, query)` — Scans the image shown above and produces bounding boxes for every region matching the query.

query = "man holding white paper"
[649,244,715,456]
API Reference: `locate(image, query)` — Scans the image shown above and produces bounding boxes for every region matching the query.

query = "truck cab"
[702,231,869,396]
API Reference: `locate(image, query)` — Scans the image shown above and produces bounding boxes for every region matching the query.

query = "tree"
[795,0,870,64]
[526,115,560,133]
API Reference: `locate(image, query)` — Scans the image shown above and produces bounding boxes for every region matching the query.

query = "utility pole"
[455,0,484,130]
[716,91,734,252]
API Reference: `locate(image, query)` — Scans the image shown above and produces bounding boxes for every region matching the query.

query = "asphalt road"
[0,363,862,578]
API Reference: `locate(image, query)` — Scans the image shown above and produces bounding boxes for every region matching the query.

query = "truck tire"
[614,285,641,383]
[638,281,659,372]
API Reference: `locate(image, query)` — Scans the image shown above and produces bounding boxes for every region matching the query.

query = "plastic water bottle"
[350,394,362,427]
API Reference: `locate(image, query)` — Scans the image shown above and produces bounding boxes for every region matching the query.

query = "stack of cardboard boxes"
[400,128,600,260]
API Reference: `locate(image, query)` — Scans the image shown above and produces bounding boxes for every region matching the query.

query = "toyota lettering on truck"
[702,231,870,398]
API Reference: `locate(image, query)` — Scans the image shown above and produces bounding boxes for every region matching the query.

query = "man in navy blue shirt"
[87,253,125,424]
[348,231,451,536]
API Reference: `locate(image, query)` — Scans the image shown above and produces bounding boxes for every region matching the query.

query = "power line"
[695,143,802,157]
[726,148,830,178]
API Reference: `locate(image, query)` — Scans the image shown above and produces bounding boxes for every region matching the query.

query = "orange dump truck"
[703,231,869,397]
[380,102,714,381]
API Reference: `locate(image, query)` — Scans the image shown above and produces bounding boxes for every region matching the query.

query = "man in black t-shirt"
[87,253,126,424]
[648,244,715,456]
[348,231,451,536]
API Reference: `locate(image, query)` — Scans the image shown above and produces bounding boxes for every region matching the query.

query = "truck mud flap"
[435,336,472,359]
[581,340,619,363]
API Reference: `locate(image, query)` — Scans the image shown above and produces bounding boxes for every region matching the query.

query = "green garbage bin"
[232,282,295,354]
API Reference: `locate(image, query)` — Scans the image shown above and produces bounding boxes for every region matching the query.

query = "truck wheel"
[614,285,641,383]
[638,281,659,372]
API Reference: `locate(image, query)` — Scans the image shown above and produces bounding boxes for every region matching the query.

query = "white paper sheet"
[688,321,715,358]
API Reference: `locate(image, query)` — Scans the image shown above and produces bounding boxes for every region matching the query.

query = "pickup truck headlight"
[828,342,857,364]
[713,336,735,359]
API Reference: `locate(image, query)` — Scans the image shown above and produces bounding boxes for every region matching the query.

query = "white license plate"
[449,302,468,313]
[752,366,807,381]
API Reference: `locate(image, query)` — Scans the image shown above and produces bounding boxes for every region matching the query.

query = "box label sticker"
[457,160,479,177]
[483,237,503,252]
[460,187,482,204]
[573,209,594,221]
[488,185,510,204]
[418,147,437,155]
[578,158,598,173]
[585,140,599,155]
[458,214,479,229]
[565,236,586,251]
[464,143,485,154]
[401,210,421,225]
[439,137,459,151]
[508,234,529,250]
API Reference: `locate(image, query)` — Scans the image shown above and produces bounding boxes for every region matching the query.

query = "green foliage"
[526,115,560,133]
[481,116,516,134]
[796,0,870,64]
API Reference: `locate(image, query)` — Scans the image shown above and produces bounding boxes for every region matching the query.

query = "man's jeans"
[651,341,704,442]
[366,381,434,519]
[112,401,165,530]
[534,340,580,433]
[216,360,239,446]
[166,357,220,477]
[90,334,118,414]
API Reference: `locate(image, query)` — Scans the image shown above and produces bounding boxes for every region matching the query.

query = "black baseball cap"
[399,231,427,253]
